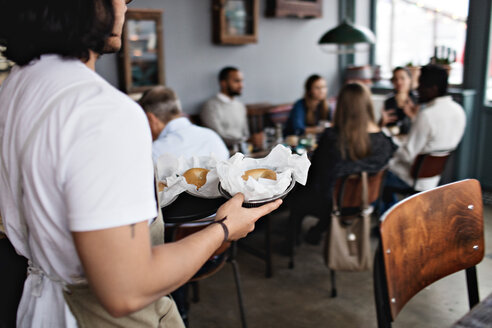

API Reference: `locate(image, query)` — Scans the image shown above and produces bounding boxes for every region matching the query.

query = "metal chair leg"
[228,242,248,328]
[265,215,273,278]
[465,266,480,308]
[330,269,337,298]
[374,242,392,328]
[288,213,296,269]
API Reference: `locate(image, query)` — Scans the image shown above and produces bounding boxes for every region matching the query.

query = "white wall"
[96,0,372,114]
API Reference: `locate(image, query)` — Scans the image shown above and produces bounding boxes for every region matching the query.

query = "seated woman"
[288,82,397,245]
[380,66,418,135]
[284,74,330,136]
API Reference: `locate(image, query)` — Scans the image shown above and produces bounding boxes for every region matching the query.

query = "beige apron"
[6,83,184,327]
[62,208,184,328]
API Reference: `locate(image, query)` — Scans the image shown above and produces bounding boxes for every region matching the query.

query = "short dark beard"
[227,86,241,97]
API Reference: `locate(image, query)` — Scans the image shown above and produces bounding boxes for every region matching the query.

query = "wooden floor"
[187,204,492,328]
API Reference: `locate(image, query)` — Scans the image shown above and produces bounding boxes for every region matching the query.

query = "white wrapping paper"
[156,154,222,207]
[216,144,311,202]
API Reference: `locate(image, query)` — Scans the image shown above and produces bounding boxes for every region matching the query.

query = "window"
[375,0,468,85]
[486,23,492,103]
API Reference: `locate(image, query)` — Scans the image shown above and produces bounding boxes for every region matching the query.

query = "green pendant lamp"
[318,19,376,53]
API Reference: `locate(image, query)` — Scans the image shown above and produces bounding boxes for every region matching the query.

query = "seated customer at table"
[380,66,417,135]
[386,65,466,190]
[200,66,250,149]
[284,74,330,136]
[139,86,230,162]
[381,65,466,210]
[288,82,396,244]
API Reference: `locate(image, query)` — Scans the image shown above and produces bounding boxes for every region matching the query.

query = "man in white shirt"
[0,1,281,327]
[382,65,466,209]
[139,86,229,162]
[200,66,250,148]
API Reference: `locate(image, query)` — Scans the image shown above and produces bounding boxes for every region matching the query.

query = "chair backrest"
[410,151,451,181]
[333,169,386,210]
[374,179,484,326]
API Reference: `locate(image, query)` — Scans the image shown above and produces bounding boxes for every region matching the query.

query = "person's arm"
[287,101,306,136]
[73,194,281,317]
[307,129,339,199]
[201,101,226,138]
[380,97,398,127]
[402,98,420,120]
[393,112,431,164]
[380,108,398,127]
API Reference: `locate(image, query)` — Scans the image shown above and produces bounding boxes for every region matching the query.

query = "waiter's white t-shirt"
[0,55,157,327]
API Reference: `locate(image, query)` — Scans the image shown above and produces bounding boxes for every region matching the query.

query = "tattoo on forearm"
[130,224,135,238]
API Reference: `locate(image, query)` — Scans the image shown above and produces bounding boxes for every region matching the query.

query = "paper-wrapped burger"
[216,144,311,203]
[155,154,222,207]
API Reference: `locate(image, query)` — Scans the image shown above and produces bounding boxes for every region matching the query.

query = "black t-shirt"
[384,91,418,134]
[306,127,397,200]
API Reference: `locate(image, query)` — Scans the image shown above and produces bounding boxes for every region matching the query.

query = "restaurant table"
[452,292,492,327]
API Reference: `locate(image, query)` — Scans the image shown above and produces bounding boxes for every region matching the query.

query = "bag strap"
[361,171,369,211]
[331,171,369,215]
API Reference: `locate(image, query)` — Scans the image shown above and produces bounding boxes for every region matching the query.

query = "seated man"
[382,64,466,208]
[139,86,229,162]
[200,66,250,149]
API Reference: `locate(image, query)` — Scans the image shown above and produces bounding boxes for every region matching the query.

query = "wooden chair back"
[333,170,386,210]
[374,179,484,327]
[410,152,451,182]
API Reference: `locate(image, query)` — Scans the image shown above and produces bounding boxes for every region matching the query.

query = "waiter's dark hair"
[0,0,115,66]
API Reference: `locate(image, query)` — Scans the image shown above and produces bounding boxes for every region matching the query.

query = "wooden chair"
[402,151,452,193]
[332,170,386,211]
[326,170,386,297]
[288,169,387,296]
[374,179,484,328]
[166,221,247,328]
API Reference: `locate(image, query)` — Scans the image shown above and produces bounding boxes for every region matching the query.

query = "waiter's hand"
[216,193,282,241]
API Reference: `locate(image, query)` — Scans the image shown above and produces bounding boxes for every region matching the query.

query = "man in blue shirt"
[139,86,230,163]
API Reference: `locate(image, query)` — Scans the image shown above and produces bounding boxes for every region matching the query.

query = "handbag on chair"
[324,171,372,271]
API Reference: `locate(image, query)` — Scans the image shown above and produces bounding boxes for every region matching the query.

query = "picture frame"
[212,0,259,45]
[265,0,323,18]
[119,9,165,94]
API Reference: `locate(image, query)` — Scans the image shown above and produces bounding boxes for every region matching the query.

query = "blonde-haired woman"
[288,82,396,245]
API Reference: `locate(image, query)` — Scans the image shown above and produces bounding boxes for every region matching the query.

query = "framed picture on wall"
[119,9,165,94]
[212,0,259,45]
[265,0,322,18]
